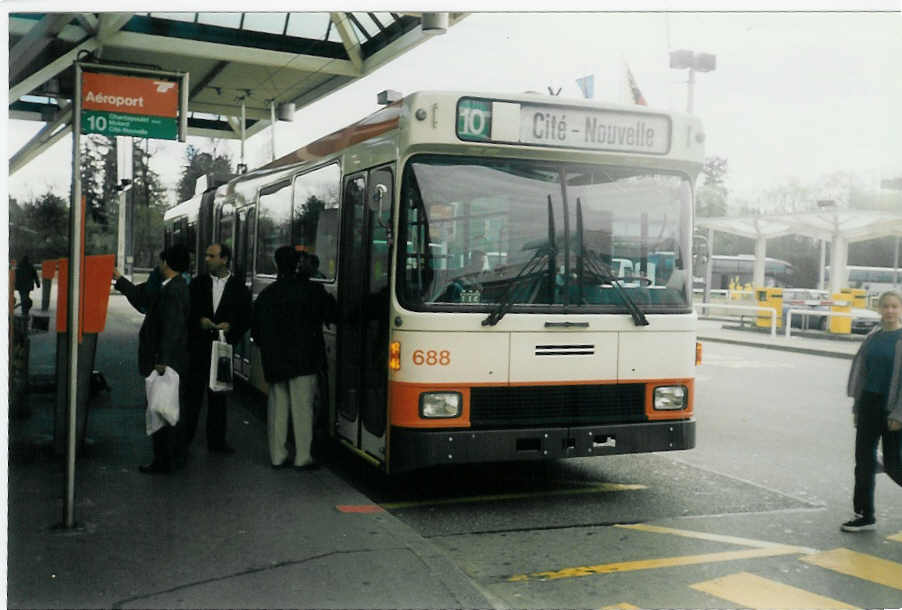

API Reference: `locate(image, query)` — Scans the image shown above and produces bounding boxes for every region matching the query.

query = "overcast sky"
[5,4,902,208]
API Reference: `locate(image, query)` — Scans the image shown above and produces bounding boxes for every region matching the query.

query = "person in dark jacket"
[842,290,902,532]
[14,255,40,316]
[252,246,337,469]
[182,243,252,457]
[114,244,191,474]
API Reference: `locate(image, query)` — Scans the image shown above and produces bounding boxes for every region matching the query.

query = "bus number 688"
[412,350,451,366]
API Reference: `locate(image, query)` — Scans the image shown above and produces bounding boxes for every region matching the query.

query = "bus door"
[336,166,394,461]
[233,205,255,379]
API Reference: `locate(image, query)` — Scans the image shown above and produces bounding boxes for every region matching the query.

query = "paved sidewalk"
[696,317,862,359]
[7,293,492,610]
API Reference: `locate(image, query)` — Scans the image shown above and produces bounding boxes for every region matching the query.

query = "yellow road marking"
[616,523,816,553]
[801,548,902,591]
[508,546,805,582]
[381,483,646,510]
[888,531,902,543]
[599,604,640,610]
[690,571,857,609]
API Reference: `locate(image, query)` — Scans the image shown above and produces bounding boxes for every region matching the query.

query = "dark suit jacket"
[188,273,252,368]
[251,275,337,383]
[116,274,190,378]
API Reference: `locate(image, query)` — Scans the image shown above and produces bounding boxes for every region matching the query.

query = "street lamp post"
[669,50,716,113]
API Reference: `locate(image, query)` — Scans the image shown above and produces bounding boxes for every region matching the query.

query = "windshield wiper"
[482,196,557,327]
[577,198,649,327]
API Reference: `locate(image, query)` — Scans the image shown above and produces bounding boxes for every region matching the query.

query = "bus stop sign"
[81,71,182,140]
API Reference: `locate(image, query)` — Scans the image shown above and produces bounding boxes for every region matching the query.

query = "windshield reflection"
[398,155,692,314]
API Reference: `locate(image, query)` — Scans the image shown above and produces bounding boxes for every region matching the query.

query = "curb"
[697,335,854,360]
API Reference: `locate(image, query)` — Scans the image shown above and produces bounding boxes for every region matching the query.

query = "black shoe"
[271,460,291,470]
[139,462,172,474]
[294,462,320,472]
[209,444,235,455]
[841,516,876,532]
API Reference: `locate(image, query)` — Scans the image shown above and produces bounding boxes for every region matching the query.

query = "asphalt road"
[332,342,902,609]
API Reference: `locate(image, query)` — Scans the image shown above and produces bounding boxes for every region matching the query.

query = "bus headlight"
[419,392,462,418]
[653,385,688,410]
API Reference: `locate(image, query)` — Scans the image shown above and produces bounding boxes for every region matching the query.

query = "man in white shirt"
[179,243,252,462]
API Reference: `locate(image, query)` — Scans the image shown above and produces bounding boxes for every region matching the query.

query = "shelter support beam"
[753,237,767,288]
[330,13,364,71]
[9,13,74,85]
[829,234,849,294]
[9,104,73,175]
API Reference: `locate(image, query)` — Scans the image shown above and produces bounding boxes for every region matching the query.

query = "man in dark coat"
[252,246,337,469]
[182,243,252,457]
[114,244,191,474]
[14,255,40,316]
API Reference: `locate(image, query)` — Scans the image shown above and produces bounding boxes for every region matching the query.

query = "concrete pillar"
[829,234,848,294]
[818,239,826,291]
[753,236,767,287]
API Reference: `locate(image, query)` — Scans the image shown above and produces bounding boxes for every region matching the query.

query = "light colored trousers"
[267,373,316,467]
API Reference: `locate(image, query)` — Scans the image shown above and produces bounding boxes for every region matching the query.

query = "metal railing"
[784,309,852,338]
[696,303,778,337]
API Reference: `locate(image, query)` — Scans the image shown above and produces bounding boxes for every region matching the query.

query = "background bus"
[828,265,902,295]
[165,90,705,473]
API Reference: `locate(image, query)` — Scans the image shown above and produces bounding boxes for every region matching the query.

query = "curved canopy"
[9,11,467,173]
[696,209,902,244]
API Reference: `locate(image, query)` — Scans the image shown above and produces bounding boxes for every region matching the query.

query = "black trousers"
[17,290,32,316]
[180,357,229,451]
[153,375,188,468]
[853,391,902,519]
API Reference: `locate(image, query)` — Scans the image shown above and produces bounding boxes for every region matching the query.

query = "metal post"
[894,235,900,289]
[818,239,826,291]
[270,100,277,162]
[65,61,84,528]
[240,98,246,168]
[703,228,713,303]
[687,67,695,114]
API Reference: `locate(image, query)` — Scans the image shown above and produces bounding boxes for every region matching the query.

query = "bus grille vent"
[535,344,595,356]
[469,383,646,428]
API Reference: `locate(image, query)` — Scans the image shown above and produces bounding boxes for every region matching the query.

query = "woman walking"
[843,290,902,532]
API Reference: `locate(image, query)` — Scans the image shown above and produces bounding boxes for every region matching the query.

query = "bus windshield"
[398,154,693,313]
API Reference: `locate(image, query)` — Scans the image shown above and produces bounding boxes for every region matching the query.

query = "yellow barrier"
[830,293,851,334]
[756,287,783,329]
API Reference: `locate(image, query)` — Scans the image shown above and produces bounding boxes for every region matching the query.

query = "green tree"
[13,191,69,262]
[696,156,728,217]
[176,142,234,202]
[131,140,169,267]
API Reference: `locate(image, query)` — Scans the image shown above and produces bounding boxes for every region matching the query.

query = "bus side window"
[255,181,292,275]
[293,163,340,280]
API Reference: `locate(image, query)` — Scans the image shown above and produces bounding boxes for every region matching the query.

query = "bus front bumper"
[389,419,695,473]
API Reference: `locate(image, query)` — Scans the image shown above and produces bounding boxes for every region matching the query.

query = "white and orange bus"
[165,90,705,472]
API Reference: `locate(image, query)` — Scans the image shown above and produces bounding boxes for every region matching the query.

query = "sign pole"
[65,61,84,528]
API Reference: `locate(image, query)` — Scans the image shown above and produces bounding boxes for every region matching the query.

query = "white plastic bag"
[145,366,180,435]
[209,330,234,392]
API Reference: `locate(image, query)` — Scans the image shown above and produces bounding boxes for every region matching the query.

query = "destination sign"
[81,71,181,140]
[457,98,671,154]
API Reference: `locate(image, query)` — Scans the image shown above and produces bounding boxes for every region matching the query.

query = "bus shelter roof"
[9,11,467,173]
[696,209,902,244]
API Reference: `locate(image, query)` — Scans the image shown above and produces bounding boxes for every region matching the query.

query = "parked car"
[781,289,831,330]
[851,307,880,334]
